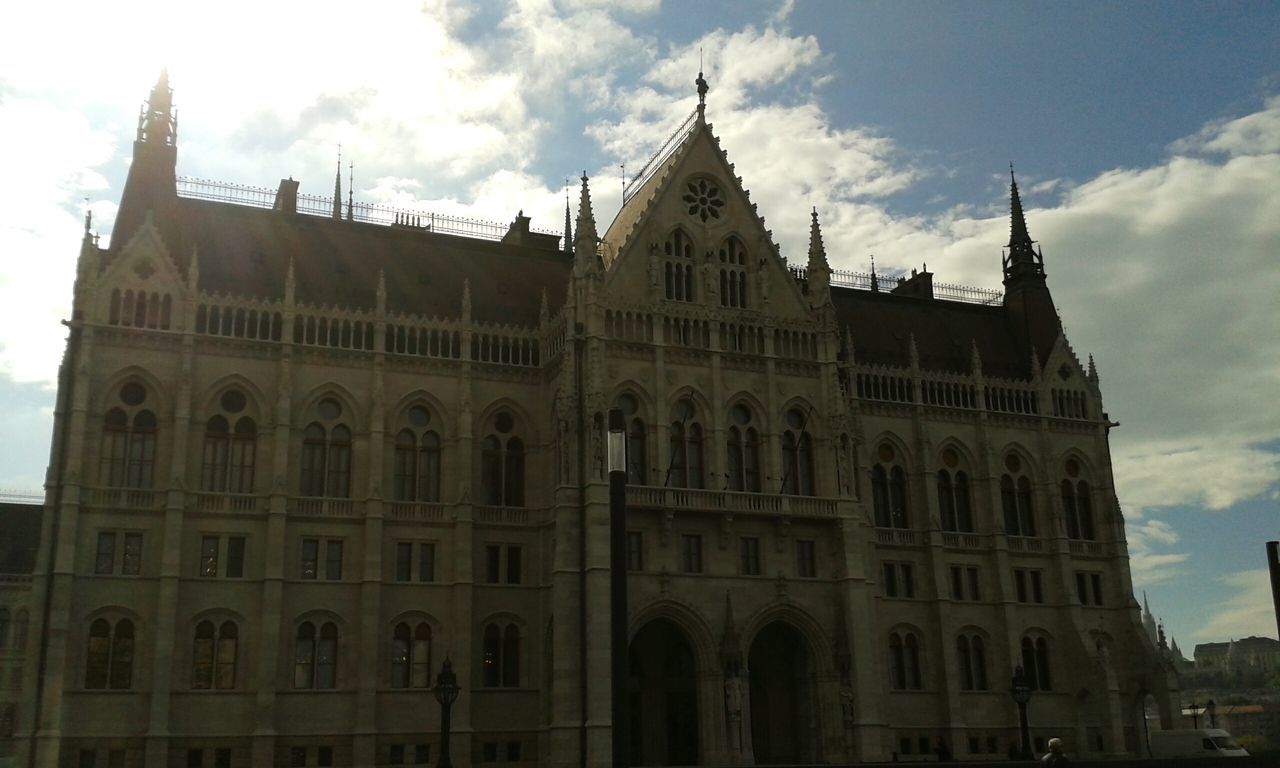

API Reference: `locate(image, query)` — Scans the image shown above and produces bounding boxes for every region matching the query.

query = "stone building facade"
[17,73,1177,768]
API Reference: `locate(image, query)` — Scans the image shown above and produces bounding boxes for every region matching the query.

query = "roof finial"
[1004,162,1044,282]
[346,160,354,221]
[563,178,572,255]
[332,144,343,220]
[83,198,92,237]
[696,54,709,118]
[869,255,879,292]
[573,173,599,278]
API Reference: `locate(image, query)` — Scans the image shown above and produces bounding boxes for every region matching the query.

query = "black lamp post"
[434,657,460,768]
[1206,699,1217,729]
[608,407,630,768]
[1188,700,1202,729]
[1010,665,1033,760]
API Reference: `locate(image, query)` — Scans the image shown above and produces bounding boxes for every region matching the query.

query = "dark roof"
[832,286,1028,379]
[150,199,572,327]
[0,502,41,574]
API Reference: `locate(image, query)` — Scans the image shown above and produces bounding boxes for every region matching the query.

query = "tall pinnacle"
[573,173,599,277]
[563,184,572,256]
[807,207,828,269]
[346,161,354,221]
[807,207,831,305]
[332,147,343,220]
[138,68,176,146]
[1008,165,1034,253]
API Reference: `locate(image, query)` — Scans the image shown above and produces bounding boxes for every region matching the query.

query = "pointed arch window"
[482,622,520,689]
[393,405,442,502]
[871,443,909,528]
[299,398,352,498]
[663,229,695,302]
[889,630,922,690]
[1021,635,1052,691]
[781,407,815,496]
[481,410,524,507]
[192,619,238,690]
[294,620,339,690]
[1001,454,1036,536]
[1061,459,1095,540]
[202,388,257,494]
[718,236,748,308]
[100,382,158,489]
[957,634,988,691]
[937,467,973,534]
[390,621,433,689]
[86,617,134,690]
[616,394,648,485]
[666,398,704,489]
[725,403,760,492]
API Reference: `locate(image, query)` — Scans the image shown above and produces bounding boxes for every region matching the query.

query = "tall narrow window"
[1061,459,1095,540]
[663,229,695,302]
[100,382,158,489]
[412,623,432,688]
[295,622,316,689]
[216,621,238,689]
[192,620,237,689]
[300,398,352,498]
[316,622,338,689]
[393,404,441,502]
[502,625,520,687]
[482,624,501,688]
[726,404,760,492]
[390,623,410,688]
[481,411,524,506]
[616,394,648,485]
[781,407,815,495]
[109,619,134,689]
[937,450,973,532]
[1001,454,1036,536]
[718,236,748,308]
[667,398,704,489]
[202,389,256,493]
[871,443,908,528]
[1021,636,1052,691]
[86,618,111,688]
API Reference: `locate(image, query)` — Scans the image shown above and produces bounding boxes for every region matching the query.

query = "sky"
[1,0,1277,647]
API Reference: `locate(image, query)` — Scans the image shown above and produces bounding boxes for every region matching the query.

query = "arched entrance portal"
[630,619,699,766]
[748,621,816,764]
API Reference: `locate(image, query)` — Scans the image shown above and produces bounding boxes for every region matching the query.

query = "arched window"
[482,622,521,689]
[1021,636,1052,691]
[192,619,238,690]
[86,617,134,690]
[294,620,339,690]
[201,389,258,494]
[616,394,648,485]
[666,398,704,489]
[957,634,988,691]
[483,624,501,688]
[294,622,316,688]
[99,381,158,489]
[663,229,695,302]
[1001,454,1036,536]
[393,405,442,502]
[937,451,973,532]
[390,621,433,689]
[300,398,352,498]
[317,622,338,689]
[718,236,748,309]
[1060,459,1095,540]
[503,625,521,687]
[871,443,908,528]
[726,403,760,492]
[481,411,524,506]
[781,407,815,496]
[889,631,922,690]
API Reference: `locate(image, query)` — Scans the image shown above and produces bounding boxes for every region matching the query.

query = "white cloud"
[1191,569,1279,642]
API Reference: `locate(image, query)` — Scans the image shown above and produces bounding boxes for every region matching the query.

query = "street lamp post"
[434,658,460,768]
[608,408,629,768]
[1010,665,1033,760]
[1207,699,1217,729]
[1189,700,1202,729]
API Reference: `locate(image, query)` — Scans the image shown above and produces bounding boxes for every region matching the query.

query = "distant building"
[1194,636,1280,675]
[15,72,1175,768]
[0,502,40,768]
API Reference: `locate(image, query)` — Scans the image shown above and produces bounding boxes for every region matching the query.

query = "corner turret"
[113,70,179,251]
[806,207,831,306]
[1000,166,1061,370]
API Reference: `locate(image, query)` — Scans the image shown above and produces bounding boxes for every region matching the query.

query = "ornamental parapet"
[626,486,838,519]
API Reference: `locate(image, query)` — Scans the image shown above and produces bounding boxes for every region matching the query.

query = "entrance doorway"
[630,619,700,766]
[748,621,815,764]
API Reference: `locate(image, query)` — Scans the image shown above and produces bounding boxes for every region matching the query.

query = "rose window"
[683,178,725,222]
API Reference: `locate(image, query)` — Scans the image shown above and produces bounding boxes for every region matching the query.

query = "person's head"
[1048,738,1064,754]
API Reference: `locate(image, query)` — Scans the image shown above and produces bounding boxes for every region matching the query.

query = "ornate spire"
[332,146,343,220]
[573,173,599,277]
[563,182,572,256]
[1004,165,1045,282]
[138,68,176,146]
[869,256,879,292]
[807,207,831,305]
[1087,354,1099,383]
[346,161,354,221]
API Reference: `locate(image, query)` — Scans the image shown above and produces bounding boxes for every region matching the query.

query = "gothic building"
[17,72,1178,768]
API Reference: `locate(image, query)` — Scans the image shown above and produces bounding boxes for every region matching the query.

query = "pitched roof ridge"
[603,122,701,257]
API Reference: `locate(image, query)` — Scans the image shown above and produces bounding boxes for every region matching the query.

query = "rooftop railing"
[176,177,562,244]
[622,109,699,205]
[791,266,1003,305]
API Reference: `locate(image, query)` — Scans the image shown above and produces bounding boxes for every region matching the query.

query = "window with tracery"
[390,621,432,689]
[937,448,973,533]
[615,394,647,485]
[957,633,988,691]
[481,411,524,507]
[888,631,922,690]
[780,407,815,496]
[393,404,441,502]
[871,443,908,528]
[85,617,134,690]
[294,621,338,689]
[725,403,760,492]
[1060,459,1095,540]
[482,623,520,688]
[1020,635,1052,691]
[99,381,157,489]
[718,236,748,308]
[682,177,725,222]
[191,619,238,690]
[1001,454,1036,536]
[666,397,704,489]
[202,388,256,494]
[663,229,695,301]
[300,398,352,498]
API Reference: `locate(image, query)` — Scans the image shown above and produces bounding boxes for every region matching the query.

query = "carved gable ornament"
[682,176,725,222]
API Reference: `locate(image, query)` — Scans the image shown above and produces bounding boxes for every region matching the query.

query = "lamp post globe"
[435,658,460,768]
